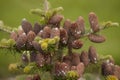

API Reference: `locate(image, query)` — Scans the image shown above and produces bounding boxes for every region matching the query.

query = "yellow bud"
[23,66,32,73]
[106,75,118,80]
[41,42,48,50]
[38,40,43,44]
[67,71,78,78]
[8,63,18,71]
[43,38,49,43]
[0,39,8,46]
[34,36,41,42]
[54,36,60,42]
[48,39,56,44]
[7,39,16,46]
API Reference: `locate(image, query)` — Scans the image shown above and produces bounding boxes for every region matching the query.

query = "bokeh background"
[0,0,120,79]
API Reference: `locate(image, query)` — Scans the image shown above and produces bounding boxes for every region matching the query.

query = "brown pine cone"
[72,40,83,49]
[16,33,27,49]
[21,19,33,34]
[17,29,24,36]
[89,12,99,32]
[101,61,114,76]
[36,53,45,67]
[71,53,81,66]
[32,41,43,53]
[49,14,63,25]
[60,28,68,45]
[76,62,85,77]
[88,34,106,43]
[60,62,70,75]
[54,62,61,76]
[80,51,90,66]
[44,54,51,64]
[70,22,81,39]
[50,28,60,38]
[88,46,98,63]
[54,62,70,76]
[37,30,44,38]
[42,26,51,38]
[33,22,42,35]
[71,66,77,71]
[76,16,85,34]
[113,65,120,79]
[62,55,72,66]
[70,22,78,35]
[27,31,36,42]
[63,19,72,33]
[10,31,18,41]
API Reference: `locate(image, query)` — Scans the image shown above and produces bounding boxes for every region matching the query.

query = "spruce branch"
[44,0,49,12]
[0,45,10,49]
[82,21,119,37]
[0,20,13,34]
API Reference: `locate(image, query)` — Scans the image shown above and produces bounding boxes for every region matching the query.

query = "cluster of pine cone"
[54,46,98,79]
[102,58,120,79]
[9,11,120,80]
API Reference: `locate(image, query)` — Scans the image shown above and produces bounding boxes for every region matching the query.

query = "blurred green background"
[0,0,120,79]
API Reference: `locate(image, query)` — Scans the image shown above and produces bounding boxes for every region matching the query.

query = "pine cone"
[62,55,72,66]
[88,33,106,43]
[113,65,120,79]
[88,46,98,63]
[49,14,63,25]
[33,22,42,35]
[16,33,27,49]
[70,22,81,39]
[27,31,36,42]
[89,12,99,32]
[76,16,85,34]
[32,41,43,53]
[17,28,24,36]
[42,26,51,38]
[63,19,71,33]
[76,62,85,77]
[72,40,83,49]
[80,51,90,66]
[54,62,70,76]
[21,19,33,34]
[37,30,44,38]
[101,61,114,76]
[50,28,60,38]
[70,22,78,35]
[36,53,45,67]
[10,31,18,41]
[60,28,68,45]
[70,66,77,71]
[71,53,81,66]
